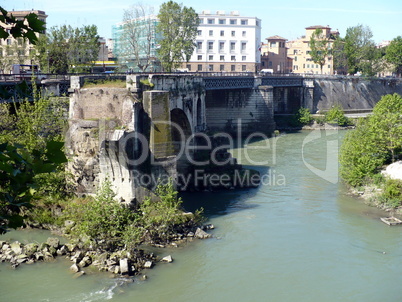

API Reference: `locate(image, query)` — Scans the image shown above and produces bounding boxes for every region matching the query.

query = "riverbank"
[0,224,213,277]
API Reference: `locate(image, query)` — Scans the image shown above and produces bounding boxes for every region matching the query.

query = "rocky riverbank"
[0,225,213,277]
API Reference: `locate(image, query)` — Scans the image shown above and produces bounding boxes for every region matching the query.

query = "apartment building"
[0,9,47,73]
[260,35,292,73]
[286,25,339,74]
[185,11,261,72]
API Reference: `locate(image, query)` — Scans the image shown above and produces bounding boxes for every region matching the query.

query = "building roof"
[305,25,330,30]
[266,35,287,41]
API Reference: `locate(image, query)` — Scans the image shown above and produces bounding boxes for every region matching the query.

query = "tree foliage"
[34,25,99,73]
[0,7,46,44]
[156,1,199,72]
[339,93,402,187]
[309,28,331,73]
[121,3,156,72]
[343,24,378,75]
[0,141,66,234]
[385,36,402,76]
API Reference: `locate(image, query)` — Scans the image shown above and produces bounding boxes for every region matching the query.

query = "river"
[1,130,402,302]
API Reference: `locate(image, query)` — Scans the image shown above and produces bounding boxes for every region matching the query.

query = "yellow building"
[0,9,47,73]
[286,25,339,75]
[260,35,292,73]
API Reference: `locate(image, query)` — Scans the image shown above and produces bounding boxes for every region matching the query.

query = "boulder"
[78,256,92,268]
[73,271,85,278]
[119,258,131,275]
[194,228,211,239]
[46,237,60,249]
[10,241,22,255]
[70,264,80,273]
[24,243,38,256]
[161,255,173,263]
[144,261,153,269]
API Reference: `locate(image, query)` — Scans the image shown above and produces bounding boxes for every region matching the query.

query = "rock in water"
[161,255,173,263]
[119,258,130,275]
[70,264,80,273]
[194,228,211,239]
[144,261,153,268]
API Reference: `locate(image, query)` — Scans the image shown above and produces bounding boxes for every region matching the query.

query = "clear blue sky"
[3,0,402,43]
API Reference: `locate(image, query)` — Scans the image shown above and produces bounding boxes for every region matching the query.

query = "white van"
[260,69,273,74]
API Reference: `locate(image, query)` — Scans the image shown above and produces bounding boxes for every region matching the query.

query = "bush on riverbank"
[61,180,203,251]
[340,93,402,208]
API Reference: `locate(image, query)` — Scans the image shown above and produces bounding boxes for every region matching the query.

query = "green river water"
[1,130,402,302]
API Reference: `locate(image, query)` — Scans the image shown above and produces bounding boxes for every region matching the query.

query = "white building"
[184,11,261,72]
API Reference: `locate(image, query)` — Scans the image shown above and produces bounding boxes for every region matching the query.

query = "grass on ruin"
[82,79,126,88]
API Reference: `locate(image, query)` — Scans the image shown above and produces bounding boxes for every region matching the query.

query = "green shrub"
[381,178,402,207]
[296,107,313,125]
[325,105,350,126]
[63,180,137,249]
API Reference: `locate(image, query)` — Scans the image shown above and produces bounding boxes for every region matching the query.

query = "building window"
[220,30,224,37]
[219,42,225,52]
[230,19,236,25]
[197,42,202,50]
[199,18,204,24]
[6,39,11,45]
[197,30,202,36]
[231,65,235,71]
[209,64,213,71]
[241,42,247,52]
[241,19,248,25]
[307,64,310,68]
[268,61,272,67]
[198,55,202,60]
[198,64,203,71]
[231,55,235,61]
[294,56,297,61]
[328,65,331,69]
[186,64,191,71]
[220,55,224,61]
[242,31,246,37]
[209,55,213,60]
[293,50,297,55]
[220,64,225,71]
[208,41,213,51]
[230,42,236,51]
[270,42,276,47]
[219,19,226,24]
[231,31,235,37]
[242,65,246,71]
[242,56,246,61]
[209,30,213,36]
[207,18,214,24]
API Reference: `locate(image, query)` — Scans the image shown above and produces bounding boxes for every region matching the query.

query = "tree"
[34,25,99,73]
[332,38,347,74]
[0,7,45,44]
[156,1,199,72]
[121,3,156,72]
[309,28,331,73]
[343,24,377,75]
[339,93,402,187]
[385,36,402,76]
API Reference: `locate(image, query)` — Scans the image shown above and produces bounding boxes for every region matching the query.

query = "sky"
[3,0,402,43]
